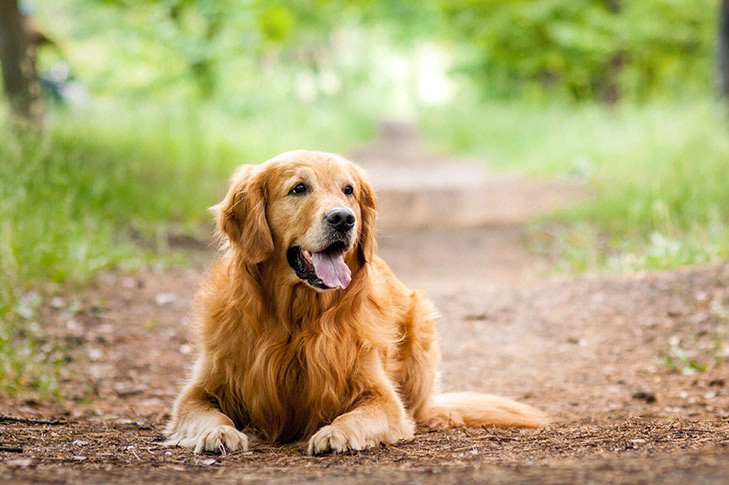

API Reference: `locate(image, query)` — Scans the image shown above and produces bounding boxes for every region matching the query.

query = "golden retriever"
[165,150,546,455]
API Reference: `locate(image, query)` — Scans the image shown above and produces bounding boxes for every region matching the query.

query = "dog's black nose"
[325,208,355,232]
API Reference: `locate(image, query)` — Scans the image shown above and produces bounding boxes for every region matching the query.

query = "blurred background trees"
[0,0,42,121]
[718,0,729,97]
[1,0,722,113]
[440,0,717,102]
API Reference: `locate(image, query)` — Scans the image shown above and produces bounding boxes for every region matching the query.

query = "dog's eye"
[289,183,307,195]
[343,185,353,195]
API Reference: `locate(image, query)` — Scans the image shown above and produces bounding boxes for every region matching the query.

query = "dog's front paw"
[307,412,415,455]
[307,424,364,455]
[167,425,248,455]
[196,425,248,454]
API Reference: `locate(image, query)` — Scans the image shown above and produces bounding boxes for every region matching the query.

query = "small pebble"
[50,297,65,309]
[155,293,177,305]
[632,390,656,403]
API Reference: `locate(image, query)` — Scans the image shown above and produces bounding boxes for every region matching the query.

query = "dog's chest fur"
[218,315,372,443]
[201,259,399,444]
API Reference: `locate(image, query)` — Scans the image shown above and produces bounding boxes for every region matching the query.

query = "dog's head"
[213,150,376,291]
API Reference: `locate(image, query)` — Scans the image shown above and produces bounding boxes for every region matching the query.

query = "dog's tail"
[417,392,547,429]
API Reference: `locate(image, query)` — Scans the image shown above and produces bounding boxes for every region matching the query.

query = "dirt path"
[2,128,729,484]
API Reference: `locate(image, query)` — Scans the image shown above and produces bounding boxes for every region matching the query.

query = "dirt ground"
[2,135,729,484]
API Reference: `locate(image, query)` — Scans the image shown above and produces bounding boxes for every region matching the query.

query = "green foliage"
[34,0,438,100]
[258,6,295,42]
[662,345,707,376]
[440,0,718,101]
[421,98,729,271]
[39,0,719,102]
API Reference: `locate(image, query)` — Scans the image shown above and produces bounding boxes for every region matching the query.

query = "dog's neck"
[238,253,368,332]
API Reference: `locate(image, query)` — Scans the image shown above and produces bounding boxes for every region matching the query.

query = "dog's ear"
[211,165,273,263]
[355,167,377,263]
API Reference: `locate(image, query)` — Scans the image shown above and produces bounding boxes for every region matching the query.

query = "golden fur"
[166,150,546,455]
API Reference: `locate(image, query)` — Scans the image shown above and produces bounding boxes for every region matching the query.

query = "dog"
[165,150,546,455]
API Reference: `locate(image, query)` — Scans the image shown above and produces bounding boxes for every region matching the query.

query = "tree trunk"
[0,0,41,122]
[719,0,729,97]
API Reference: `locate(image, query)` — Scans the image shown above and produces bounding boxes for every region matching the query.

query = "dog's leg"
[395,290,441,419]
[397,292,547,429]
[165,380,248,454]
[306,353,414,455]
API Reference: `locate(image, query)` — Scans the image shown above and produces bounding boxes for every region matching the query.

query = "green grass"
[420,98,729,272]
[0,97,375,397]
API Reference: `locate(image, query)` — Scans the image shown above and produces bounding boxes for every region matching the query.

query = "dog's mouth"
[287,241,352,290]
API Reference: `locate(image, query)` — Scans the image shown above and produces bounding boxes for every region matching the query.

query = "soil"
[2,130,729,484]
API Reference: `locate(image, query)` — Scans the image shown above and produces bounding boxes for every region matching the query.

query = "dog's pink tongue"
[311,252,352,289]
